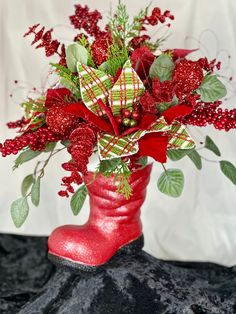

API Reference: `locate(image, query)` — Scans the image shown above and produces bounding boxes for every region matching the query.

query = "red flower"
[131,46,155,81]
[173,60,204,98]
[139,91,158,114]
[152,78,174,103]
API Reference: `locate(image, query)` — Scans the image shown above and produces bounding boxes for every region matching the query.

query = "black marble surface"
[0,234,236,314]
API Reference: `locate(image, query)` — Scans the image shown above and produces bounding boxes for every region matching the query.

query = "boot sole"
[48,234,144,272]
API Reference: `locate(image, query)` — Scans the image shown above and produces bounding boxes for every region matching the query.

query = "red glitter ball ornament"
[91,34,112,66]
[173,60,204,97]
[46,107,80,136]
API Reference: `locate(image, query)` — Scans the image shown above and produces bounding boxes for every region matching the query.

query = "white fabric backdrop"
[0,0,236,266]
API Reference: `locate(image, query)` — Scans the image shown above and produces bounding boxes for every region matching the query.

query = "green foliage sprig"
[97,158,133,199]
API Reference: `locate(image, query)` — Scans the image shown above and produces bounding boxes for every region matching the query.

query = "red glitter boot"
[48,164,152,271]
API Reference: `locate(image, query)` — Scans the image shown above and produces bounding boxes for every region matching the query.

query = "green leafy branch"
[11,142,67,228]
[109,1,149,45]
[51,63,81,100]
[97,158,133,199]
[160,135,236,198]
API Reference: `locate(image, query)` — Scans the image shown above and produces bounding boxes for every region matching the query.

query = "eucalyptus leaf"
[157,168,184,197]
[205,136,221,156]
[70,185,88,216]
[149,54,175,82]
[66,43,88,72]
[14,150,41,169]
[61,140,71,147]
[197,75,227,102]
[187,150,202,170]
[31,177,41,207]
[44,142,57,152]
[167,149,189,161]
[11,197,29,228]
[21,174,34,197]
[220,161,236,185]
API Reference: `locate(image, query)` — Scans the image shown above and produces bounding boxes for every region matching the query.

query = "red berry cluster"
[182,102,236,131]
[70,4,105,39]
[144,8,174,26]
[7,117,26,129]
[115,108,141,128]
[59,162,83,198]
[197,57,222,72]
[24,24,65,60]
[58,125,96,197]
[0,127,61,157]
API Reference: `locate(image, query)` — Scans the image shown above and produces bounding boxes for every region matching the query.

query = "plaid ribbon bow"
[76,59,195,161]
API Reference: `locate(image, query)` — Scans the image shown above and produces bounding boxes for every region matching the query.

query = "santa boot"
[48,163,152,271]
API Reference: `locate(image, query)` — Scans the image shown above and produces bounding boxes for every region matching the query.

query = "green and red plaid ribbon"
[168,122,195,149]
[77,63,113,116]
[98,133,139,160]
[108,60,145,116]
[98,118,195,160]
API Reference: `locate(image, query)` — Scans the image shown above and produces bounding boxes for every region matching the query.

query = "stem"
[199,155,219,164]
[161,163,167,173]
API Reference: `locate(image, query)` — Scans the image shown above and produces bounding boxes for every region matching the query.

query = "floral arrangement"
[1,2,236,228]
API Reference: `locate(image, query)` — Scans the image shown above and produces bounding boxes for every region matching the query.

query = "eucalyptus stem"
[198,155,219,164]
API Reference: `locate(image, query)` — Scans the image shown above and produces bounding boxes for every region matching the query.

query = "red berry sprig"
[182,102,236,131]
[58,125,96,197]
[6,117,26,129]
[70,4,106,39]
[0,127,62,157]
[24,24,65,62]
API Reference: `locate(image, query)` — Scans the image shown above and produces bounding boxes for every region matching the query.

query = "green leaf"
[44,142,57,152]
[157,169,184,197]
[220,161,236,185]
[11,198,29,228]
[149,54,175,82]
[66,43,88,72]
[21,174,34,197]
[61,140,70,147]
[205,136,221,156]
[197,75,227,102]
[14,150,41,169]
[31,177,41,207]
[137,156,148,168]
[167,149,188,161]
[187,149,202,170]
[99,158,122,175]
[70,185,88,216]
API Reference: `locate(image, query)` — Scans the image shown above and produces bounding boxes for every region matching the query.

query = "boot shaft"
[84,163,153,219]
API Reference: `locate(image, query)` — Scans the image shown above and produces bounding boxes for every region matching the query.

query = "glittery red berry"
[122,109,132,118]
[131,111,140,120]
